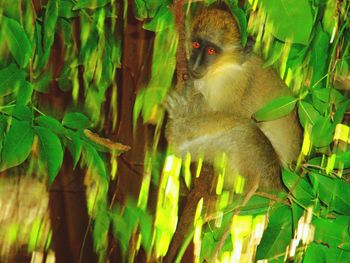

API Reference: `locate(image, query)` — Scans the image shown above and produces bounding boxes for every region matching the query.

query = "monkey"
[165,7,302,193]
[163,6,303,262]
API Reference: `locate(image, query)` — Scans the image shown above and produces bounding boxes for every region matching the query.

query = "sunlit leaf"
[298,100,320,127]
[3,16,32,68]
[253,96,297,122]
[0,63,26,97]
[73,0,109,10]
[260,0,313,45]
[62,112,92,130]
[0,121,35,171]
[35,126,64,184]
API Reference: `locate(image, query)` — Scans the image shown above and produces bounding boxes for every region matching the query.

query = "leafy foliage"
[1,0,350,262]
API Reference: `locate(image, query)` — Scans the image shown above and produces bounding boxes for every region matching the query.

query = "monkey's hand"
[164,90,189,119]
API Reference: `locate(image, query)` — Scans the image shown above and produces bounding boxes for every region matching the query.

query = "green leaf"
[111,211,128,257]
[36,115,66,135]
[313,216,350,247]
[310,173,350,215]
[0,121,35,171]
[312,88,344,104]
[59,0,77,18]
[312,95,328,115]
[334,99,350,125]
[66,130,82,168]
[33,22,51,74]
[93,204,110,251]
[335,150,350,169]
[201,232,216,262]
[0,115,8,156]
[139,210,153,255]
[253,96,297,122]
[326,248,350,263]
[143,5,174,32]
[339,242,350,251]
[256,206,292,260]
[310,116,334,147]
[73,0,109,10]
[286,44,308,69]
[303,243,328,263]
[33,72,52,93]
[230,5,248,47]
[3,17,32,68]
[34,126,64,184]
[282,170,315,206]
[291,202,303,231]
[260,0,313,45]
[84,143,107,181]
[44,0,59,50]
[17,81,33,106]
[133,0,148,19]
[62,112,91,130]
[0,64,26,97]
[309,24,330,89]
[298,100,320,127]
[12,105,33,122]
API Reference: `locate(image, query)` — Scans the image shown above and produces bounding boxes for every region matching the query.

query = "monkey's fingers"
[164,91,189,118]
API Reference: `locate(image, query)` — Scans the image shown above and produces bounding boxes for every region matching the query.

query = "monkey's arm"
[166,111,246,148]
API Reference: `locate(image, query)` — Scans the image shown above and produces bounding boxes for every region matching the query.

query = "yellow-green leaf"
[253,96,297,122]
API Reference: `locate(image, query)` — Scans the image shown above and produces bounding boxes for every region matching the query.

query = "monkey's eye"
[207,47,216,55]
[192,41,200,49]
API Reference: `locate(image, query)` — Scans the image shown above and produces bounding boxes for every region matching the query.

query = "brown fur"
[166,8,302,192]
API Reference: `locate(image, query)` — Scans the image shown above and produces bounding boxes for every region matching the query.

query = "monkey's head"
[188,8,242,79]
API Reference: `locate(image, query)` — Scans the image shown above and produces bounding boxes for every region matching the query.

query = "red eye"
[192,41,200,49]
[207,47,216,55]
